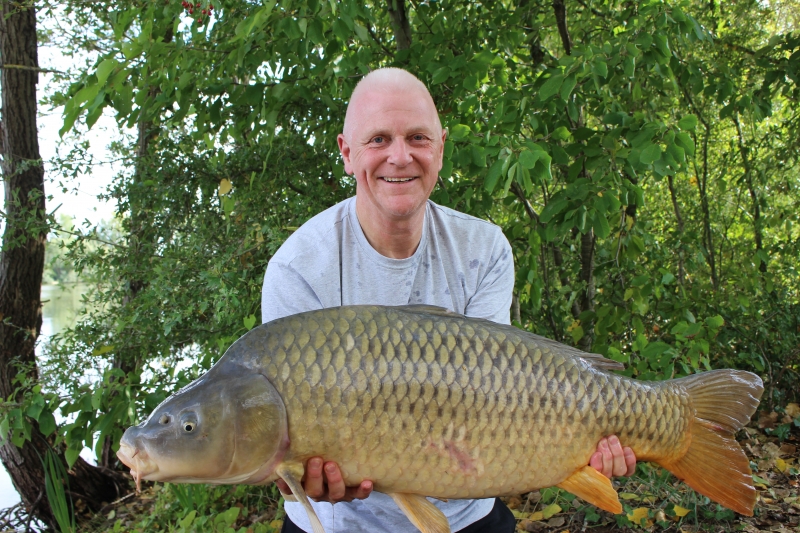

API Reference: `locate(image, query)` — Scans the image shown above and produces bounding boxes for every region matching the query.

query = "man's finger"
[350,480,373,501]
[304,457,325,499]
[624,447,637,477]
[324,462,346,502]
[608,435,628,477]
[597,437,613,478]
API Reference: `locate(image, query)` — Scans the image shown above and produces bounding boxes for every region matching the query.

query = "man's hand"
[590,435,636,478]
[276,457,373,503]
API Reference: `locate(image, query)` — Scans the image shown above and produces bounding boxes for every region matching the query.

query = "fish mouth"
[117,442,157,492]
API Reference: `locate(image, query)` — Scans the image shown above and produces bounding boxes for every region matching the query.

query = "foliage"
[80,483,284,533]
[3,0,798,520]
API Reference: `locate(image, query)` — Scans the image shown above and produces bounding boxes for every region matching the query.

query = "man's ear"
[437,128,447,171]
[337,134,354,175]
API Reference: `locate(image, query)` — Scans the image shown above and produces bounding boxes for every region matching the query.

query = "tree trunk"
[0,4,126,526]
[386,0,412,51]
[732,113,766,273]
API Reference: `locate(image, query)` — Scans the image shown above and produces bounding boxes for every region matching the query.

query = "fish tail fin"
[661,369,763,516]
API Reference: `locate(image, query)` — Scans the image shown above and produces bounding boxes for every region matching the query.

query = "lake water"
[0,283,88,509]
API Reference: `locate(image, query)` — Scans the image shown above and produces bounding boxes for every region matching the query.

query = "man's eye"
[412,135,425,141]
[372,136,385,143]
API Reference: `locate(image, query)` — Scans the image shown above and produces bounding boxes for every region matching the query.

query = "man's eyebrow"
[360,125,436,139]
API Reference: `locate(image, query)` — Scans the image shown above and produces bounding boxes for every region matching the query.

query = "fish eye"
[159,414,171,425]
[183,422,196,432]
[180,412,198,433]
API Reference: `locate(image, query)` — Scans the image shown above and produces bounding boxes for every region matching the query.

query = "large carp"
[118,305,763,533]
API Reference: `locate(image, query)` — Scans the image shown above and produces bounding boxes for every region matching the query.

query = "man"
[262,68,635,533]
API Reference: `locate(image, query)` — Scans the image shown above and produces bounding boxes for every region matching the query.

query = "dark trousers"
[280,498,515,532]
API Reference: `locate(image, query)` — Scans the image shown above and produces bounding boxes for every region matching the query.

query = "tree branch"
[553,0,572,55]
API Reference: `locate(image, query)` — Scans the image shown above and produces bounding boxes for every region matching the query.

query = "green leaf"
[640,143,662,165]
[593,60,608,78]
[675,132,695,156]
[539,74,564,101]
[560,74,577,100]
[678,114,698,130]
[96,59,119,86]
[243,314,256,330]
[38,410,57,437]
[91,344,115,356]
[432,66,451,85]
[551,126,571,141]
[592,212,611,239]
[485,159,503,193]
[518,149,540,169]
[65,447,80,469]
[705,315,724,329]
[449,124,471,141]
[353,23,369,42]
[540,198,567,223]
[331,19,350,42]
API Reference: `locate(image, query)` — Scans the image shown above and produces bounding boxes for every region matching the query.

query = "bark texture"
[387,0,412,51]
[0,3,126,527]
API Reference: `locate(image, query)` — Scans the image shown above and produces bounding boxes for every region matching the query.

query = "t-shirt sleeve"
[464,230,514,325]
[261,260,324,323]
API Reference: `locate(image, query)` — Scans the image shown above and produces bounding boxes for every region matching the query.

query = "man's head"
[338,68,446,226]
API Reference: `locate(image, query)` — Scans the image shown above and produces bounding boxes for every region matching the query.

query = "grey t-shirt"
[261,197,514,533]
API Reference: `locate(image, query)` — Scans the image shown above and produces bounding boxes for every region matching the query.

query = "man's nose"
[387,139,413,166]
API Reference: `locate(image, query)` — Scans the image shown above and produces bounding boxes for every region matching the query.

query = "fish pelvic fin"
[556,465,622,514]
[662,369,763,516]
[275,462,326,533]
[389,493,451,533]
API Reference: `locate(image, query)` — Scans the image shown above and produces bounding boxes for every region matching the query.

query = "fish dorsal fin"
[390,493,451,533]
[276,462,326,533]
[556,465,622,514]
[572,351,625,371]
[529,334,625,371]
[396,305,464,318]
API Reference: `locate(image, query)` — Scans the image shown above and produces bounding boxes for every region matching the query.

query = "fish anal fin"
[275,462,326,533]
[556,465,622,514]
[662,420,756,516]
[390,493,450,533]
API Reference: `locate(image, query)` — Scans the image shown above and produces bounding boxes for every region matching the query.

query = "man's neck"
[354,200,425,259]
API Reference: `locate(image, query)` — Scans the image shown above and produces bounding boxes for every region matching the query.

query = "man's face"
[338,87,446,223]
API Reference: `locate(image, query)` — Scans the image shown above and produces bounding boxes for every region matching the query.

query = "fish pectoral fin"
[275,462,325,533]
[556,465,622,514]
[389,493,451,533]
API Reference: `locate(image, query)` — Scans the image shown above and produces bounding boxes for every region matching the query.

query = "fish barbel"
[118,305,763,533]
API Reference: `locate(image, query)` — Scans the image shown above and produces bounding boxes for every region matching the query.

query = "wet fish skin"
[118,305,763,532]
[232,306,692,497]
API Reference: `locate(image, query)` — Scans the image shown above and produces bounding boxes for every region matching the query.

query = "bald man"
[262,68,636,533]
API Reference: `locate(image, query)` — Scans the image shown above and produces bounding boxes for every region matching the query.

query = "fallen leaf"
[776,458,788,472]
[620,492,640,500]
[507,496,522,509]
[530,511,544,521]
[763,442,783,458]
[627,507,649,524]
[758,411,779,429]
[673,505,691,517]
[786,403,800,418]
[542,503,561,519]
[546,516,565,527]
[780,443,797,456]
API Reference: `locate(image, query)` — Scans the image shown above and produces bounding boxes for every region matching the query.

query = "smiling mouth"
[381,177,416,183]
